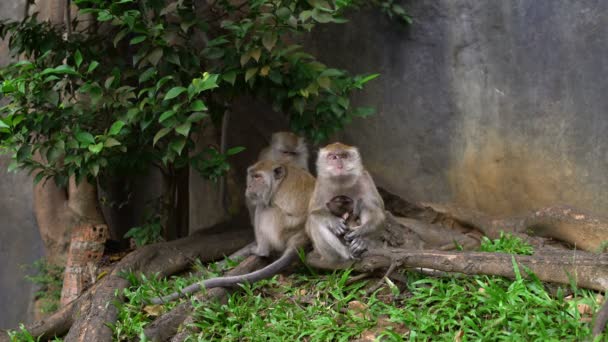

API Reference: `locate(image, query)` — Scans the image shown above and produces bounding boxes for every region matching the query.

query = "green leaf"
[0,119,9,129]
[320,68,344,77]
[175,122,191,137]
[76,132,95,146]
[87,61,100,74]
[262,32,277,52]
[113,29,128,47]
[33,172,45,185]
[153,127,172,145]
[276,7,291,19]
[104,76,115,89]
[226,146,245,155]
[187,112,207,123]
[130,36,146,45]
[7,161,19,172]
[190,100,207,112]
[16,145,31,162]
[104,138,121,147]
[164,87,186,101]
[312,9,333,23]
[74,50,83,68]
[139,68,156,84]
[245,68,258,82]
[109,121,126,135]
[169,137,187,155]
[89,162,100,177]
[147,48,164,66]
[159,110,176,123]
[88,142,104,154]
[222,71,237,85]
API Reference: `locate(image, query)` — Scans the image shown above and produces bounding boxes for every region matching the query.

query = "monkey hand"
[328,218,349,237]
[348,236,367,259]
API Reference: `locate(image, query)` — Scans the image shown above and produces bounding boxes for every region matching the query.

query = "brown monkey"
[258,131,309,170]
[149,160,315,304]
[306,143,385,263]
[247,131,309,225]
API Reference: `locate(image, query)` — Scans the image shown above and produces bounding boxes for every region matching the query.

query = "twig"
[366,262,398,294]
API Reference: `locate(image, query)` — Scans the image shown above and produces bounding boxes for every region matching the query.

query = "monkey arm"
[308,208,349,236]
[148,248,300,305]
[347,203,385,238]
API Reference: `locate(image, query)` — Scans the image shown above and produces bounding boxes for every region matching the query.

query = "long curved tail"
[149,248,299,305]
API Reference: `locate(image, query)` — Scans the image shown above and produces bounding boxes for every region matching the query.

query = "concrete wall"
[0,0,44,329]
[304,0,608,217]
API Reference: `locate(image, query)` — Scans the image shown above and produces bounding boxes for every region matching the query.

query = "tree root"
[363,249,607,291]
[2,221,253,342]
[593,295,608,337]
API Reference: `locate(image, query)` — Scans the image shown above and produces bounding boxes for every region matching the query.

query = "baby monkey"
[326,195,362,230]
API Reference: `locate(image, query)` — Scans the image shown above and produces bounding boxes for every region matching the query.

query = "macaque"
[247,131,310,225]
[258,131,309,171]
[326,195,362,228]
[306,143,385,263]
[150,160,315,304]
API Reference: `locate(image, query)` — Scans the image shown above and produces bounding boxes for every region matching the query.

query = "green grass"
[106,233,606,341]
[11,235,605,341]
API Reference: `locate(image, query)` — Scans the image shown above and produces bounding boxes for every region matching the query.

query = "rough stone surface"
[0,0,43,329]
[305,0,608,217]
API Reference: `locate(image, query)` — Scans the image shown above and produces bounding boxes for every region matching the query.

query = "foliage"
[22,259,64,314]
[479,232,535,255]
[124,205,164,246]
[0,0,403,188]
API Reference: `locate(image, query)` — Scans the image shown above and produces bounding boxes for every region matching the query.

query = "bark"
[144,255,267,342]
[60,224,109,306]
[594,296,608,337]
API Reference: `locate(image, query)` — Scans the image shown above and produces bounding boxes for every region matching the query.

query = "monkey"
[306,142,385,264]
[149,160,315,304]
[326,195,362,228]
[258,131,309,171]
[247,131,310,225]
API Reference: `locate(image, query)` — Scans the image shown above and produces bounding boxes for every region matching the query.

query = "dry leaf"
[143,304,163,317]
[348,300,370,319]
[454,330,464,342]
[577,303,592,315]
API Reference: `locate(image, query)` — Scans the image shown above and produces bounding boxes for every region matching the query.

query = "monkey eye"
[328,154,338,160]
[253,174,262,179]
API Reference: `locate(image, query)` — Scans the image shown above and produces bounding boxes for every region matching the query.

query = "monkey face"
[246,161,287,206]
[326,195,354,218]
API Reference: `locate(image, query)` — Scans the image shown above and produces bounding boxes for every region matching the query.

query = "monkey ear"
[273,165,286,180]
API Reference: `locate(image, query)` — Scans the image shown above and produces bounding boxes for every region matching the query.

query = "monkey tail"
[148,248,299,305]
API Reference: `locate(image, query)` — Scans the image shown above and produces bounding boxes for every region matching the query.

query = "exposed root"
[593,294,608,337]
[355,249,608,292]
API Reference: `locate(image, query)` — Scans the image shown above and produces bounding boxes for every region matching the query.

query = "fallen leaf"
[454,330,464,342]
[577,303,592,315]
[143,304,163,317]
[348,300,369,319]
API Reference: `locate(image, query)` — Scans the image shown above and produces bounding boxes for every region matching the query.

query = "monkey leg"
[310,222,352,262]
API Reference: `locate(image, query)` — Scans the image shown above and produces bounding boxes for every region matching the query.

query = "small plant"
[479,231,534,255]
[23,259,64,314]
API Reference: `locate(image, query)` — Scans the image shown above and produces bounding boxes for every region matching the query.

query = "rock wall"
[0,0,42,330]
[304,0,608,217]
